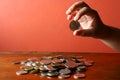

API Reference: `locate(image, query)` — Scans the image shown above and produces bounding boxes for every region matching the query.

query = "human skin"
[66,1,120,51]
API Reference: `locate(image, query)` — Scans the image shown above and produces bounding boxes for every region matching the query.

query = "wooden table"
[0,52,120,80]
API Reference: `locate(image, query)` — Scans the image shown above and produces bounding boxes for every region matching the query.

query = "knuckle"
[74,1,84,7]
[83,7,89,10]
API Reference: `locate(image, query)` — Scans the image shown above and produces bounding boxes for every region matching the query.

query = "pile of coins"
[13,55,94,79]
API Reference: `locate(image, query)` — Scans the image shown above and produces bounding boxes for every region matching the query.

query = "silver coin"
[76,66,87,72]
[41,71,48,76]
[29,69,39,74]
[21,60,28,64]
[59,68,71,75]
[39,65,47,71]
[25,62,33,66]
[58,75,70,79]
[47,71,59,77]
[73,73,86,79]
[44,64,56,71]
[16,70,28,75]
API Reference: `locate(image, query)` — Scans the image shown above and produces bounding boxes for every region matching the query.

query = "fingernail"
[66,10,71,14]
[73,17,77,21]
[67,15,71,20]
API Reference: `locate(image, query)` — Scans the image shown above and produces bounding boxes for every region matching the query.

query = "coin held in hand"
[69,20,80,31]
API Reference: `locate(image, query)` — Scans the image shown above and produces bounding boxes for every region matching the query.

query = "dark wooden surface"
[0,52,120,80]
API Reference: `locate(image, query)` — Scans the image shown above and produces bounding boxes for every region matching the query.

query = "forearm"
[99,25,120,51]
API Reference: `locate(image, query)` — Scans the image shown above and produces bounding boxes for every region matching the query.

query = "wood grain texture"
[0,52,120,80]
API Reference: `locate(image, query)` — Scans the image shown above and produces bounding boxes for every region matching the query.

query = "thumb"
[73,29,95,37]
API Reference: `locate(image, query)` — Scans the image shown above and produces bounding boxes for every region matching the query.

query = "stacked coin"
[13,55,94,79]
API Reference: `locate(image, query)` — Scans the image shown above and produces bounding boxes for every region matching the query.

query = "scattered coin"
[65,60,78,68]
[73,73,86,79]
[59,68,71,75]
[40,59,51,65]
[52,58,63,64]
[29,69,39,74]
[16,71,28,75]
[58,75,70,79]
[39,65,47,71]
[23,66,34,71]
[21,60,28,64]
[12,61,21,64]
[41,71,48,76]
[34,66,39,70]
[85,60,94,67]
[14,55,94,79]
[69,20,80,31]
[47,71,59,77]
[44,64,56,71]
[76,66,87,72]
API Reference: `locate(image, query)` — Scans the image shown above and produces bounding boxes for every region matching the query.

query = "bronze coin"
[23,66,34,71]
[69,20,80,31]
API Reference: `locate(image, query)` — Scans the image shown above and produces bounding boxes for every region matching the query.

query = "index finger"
[66,1,90,15]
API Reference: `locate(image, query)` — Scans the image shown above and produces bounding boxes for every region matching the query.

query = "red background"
[0,0,119,53]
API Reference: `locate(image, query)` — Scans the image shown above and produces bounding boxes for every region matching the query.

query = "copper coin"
[44,64,56,71]
[65,60,78,68]
[40,59,51,65]
[73,73,86,79]
[69,20,80,31]
[52,58,63,63]
[84,60,94,67]
[27,57,39,62]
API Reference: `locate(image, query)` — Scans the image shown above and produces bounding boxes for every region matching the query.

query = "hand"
[66,1,110,38]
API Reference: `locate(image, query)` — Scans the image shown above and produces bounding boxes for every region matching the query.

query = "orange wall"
[0,0,119,53]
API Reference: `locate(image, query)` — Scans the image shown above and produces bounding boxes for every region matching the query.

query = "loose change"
[12,55,94,79]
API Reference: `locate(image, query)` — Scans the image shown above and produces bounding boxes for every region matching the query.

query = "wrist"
[93,24,112,39]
